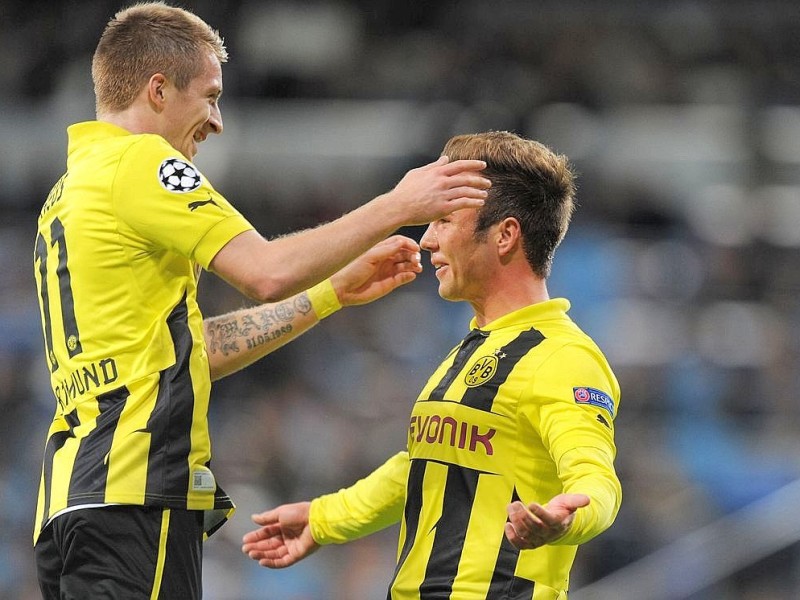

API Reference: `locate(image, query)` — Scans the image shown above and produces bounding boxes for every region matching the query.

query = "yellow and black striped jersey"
[32,121,253,543]
[311,299,622,599]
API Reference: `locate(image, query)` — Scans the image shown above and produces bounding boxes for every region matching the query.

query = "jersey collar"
[468,298,571,332]
[67,121,132,152]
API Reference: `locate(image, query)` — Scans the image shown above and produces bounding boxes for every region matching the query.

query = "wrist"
[370,191,405,231]
[308,497,327,546]
[307,279,342,319]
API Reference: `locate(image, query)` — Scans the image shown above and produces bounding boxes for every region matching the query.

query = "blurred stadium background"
[2,1,800,598]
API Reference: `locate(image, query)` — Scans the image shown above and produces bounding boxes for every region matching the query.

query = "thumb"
[558,494,590,512]
[569,494,591,509]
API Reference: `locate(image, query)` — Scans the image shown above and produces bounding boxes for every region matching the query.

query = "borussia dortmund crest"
[464,355,498,387]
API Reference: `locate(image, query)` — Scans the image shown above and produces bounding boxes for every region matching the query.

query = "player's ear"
[496,217,521,257]
[147,73,169,111]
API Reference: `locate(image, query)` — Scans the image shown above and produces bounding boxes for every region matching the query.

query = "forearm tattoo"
[207,291,313,357]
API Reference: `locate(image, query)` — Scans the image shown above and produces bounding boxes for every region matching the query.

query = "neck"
[97,111,144,135]
[471,275,549,328]
[97,96,158,136]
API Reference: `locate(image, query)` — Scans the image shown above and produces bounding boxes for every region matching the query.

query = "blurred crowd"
[2,1,800,598]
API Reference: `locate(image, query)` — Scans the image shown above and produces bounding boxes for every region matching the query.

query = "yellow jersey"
[311,299,622,599]
[32,121,253,543]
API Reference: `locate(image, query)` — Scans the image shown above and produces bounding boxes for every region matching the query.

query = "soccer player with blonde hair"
[32,3,490,598]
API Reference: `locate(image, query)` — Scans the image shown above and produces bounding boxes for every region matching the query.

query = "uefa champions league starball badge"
[158,158,202,193]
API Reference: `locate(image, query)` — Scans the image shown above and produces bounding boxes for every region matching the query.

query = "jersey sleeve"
[525,342,622,546]
[309,451,409,545]
[111,136,254,269]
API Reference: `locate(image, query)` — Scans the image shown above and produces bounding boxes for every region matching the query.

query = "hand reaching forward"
[331,235,422,307]
[242,502,319,569]
[504,494,590,550]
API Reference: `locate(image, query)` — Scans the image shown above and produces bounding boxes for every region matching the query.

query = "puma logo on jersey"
[188,197,219,211]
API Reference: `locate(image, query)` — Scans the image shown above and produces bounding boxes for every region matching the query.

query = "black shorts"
[35,505,204,600]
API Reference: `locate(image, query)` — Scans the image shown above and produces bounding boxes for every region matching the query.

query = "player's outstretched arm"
[504,494,590,550]
[242,502,319,569]
[210,156,488,303]
[205,235,422,380]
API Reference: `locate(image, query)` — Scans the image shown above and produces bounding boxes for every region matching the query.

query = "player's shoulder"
[541,333,612,376]
[117,135,207,195]
[121,133,187,168]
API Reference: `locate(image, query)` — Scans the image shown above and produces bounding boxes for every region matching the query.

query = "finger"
[506,500,532,521]
[392,272,417,287]
[415,156,450,172]
[258,556,295,569]
[246,543,287,559]
[563,494,591,510]
[504,522,529,550]
[242,525,276,544]
[507,501,544,531]
[251,509,280,526]
[243,544,272,557]
[399,260,423,275]
[383,234,420,250]
[367,239,421,263]
[392,249,422,268]
[254,550,292,568]
[392,263,421,279]
[242,525,281,544]
[242,531,283,552]
[443,172,492,190]
[530,495,589,525]
[528,503,566,528]
[242,529,261,544]
[444,187,490,202]
[439,158,487,175]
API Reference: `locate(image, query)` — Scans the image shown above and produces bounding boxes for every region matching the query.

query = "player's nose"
[209,105,223,135]
[420,223,437,251]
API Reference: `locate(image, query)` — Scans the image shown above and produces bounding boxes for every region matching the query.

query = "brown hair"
[91,2,227,114]
[442,131,576,278]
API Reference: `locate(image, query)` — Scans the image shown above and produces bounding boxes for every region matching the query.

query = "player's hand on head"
[385,155,491,226]
[242,501,319,568]
[331,235,422,307]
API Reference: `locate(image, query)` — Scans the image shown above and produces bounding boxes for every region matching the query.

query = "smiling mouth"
[433,264,448,277]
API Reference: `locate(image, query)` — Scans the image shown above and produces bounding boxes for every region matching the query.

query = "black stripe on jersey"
[50,217,83,358]
[67,386,130,503]
[460,328,545,413]
[39,409,79,534]
[418,464,481,598]
[145,293,196,504]
[487,488,527,599]
[429,330,489,400]
[506,576,536,599]
[387,459,427,599]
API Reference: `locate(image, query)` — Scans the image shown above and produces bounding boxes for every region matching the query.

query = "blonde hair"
[91,2,227,114]
[443,131,576,278]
